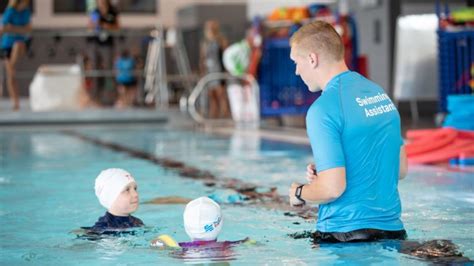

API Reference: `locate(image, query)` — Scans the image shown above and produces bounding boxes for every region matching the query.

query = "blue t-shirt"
[1,7,31,49]
[306,70,404,233]
[115,56,136,84]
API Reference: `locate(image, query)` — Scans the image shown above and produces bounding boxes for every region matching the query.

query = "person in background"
[221,27,262,123]
[87,0,120,105]
[88,0,120,43]
[78,54,102,108]
[200,20,230,119]
[114,49,137,108]
[0,0,32,111]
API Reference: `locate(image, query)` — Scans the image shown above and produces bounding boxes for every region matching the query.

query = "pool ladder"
[187,72,260,125]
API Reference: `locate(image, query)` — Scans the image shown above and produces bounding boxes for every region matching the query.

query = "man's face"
[290,46,320,92]
[110,182,139,216]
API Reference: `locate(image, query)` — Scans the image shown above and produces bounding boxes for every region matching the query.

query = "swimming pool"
[0,125,473,265]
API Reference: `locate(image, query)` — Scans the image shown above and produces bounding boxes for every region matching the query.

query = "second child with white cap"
[151,196,253,253]
[181,196,225,245]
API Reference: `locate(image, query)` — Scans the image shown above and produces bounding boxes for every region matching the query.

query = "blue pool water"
[0,125,473,265]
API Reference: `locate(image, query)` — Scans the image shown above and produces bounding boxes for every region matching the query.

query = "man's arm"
[291,103,346,205]
[290,167,346,205]
[399,145,407,180]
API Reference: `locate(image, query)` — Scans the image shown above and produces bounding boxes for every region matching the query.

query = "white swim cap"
[94,168,136,210]
[183,197,223,241]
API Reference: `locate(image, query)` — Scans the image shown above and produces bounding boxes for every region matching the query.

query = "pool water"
[0,125,473,265]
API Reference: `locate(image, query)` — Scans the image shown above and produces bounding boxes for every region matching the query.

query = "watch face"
[296,186,303,197]
[294,185,305,205]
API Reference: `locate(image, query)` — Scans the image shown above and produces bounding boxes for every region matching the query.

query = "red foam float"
[405,128,474,165]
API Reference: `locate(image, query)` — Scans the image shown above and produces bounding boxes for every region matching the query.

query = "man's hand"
[306,163,317,183]
[288,182,305,207]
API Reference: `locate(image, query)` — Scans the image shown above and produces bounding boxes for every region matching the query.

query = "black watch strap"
[295,184,306,204]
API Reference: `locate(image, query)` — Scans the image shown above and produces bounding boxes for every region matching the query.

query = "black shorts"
[117,80,137,87]
[86,35,114,47]
[313,229,407,243]
[1,48,12,59]
[1,39,32,60]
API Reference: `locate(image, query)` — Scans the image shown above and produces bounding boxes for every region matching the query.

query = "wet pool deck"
[0,99,169,126]
[0,98,435,144]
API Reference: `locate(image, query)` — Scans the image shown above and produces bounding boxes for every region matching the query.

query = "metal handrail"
[9,69,199,81]
[188,72,260,125]
[26,29,152,38]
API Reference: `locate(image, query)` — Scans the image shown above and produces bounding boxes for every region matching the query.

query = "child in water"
[151,196,251,255]
[83,168,144,236]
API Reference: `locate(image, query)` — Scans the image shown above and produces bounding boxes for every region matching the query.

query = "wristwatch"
[295,184,306,205]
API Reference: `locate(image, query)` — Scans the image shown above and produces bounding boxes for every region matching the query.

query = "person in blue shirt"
[114,49,137,108]
[0,0,32,111]
[287,21,408,243]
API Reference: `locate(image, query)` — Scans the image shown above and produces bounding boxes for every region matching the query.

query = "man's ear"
[308,53,318,69]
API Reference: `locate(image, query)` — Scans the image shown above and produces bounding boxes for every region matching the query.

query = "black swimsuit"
[79,212,144,240]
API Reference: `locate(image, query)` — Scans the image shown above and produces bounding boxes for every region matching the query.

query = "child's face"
[109,182,139,216]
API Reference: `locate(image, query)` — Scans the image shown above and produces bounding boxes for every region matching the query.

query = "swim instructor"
[287,21,408,243]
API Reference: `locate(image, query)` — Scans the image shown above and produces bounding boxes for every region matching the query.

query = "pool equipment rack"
[436,0,474,112]
[257,12,359,117]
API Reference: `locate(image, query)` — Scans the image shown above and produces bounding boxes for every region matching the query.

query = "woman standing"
[88,0,120,105]
[200,20,230,118]
[1,0,31,111]
[88,0,120,44]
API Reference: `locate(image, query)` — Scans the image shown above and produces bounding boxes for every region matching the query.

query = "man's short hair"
[290,21,344,61]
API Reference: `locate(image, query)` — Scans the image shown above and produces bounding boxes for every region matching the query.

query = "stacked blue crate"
[443,94,474,130]
[437,0,474,112]
[258,38,321,117]
[438,30,474,112]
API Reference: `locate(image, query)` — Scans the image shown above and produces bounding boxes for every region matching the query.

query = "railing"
[0,27,196,108]
[187,72,260,125]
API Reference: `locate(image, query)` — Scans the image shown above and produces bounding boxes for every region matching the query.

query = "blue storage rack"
[257,15,359,117]
[438,30,474,112]
[437,1,474,112]
[257,38,321,117]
